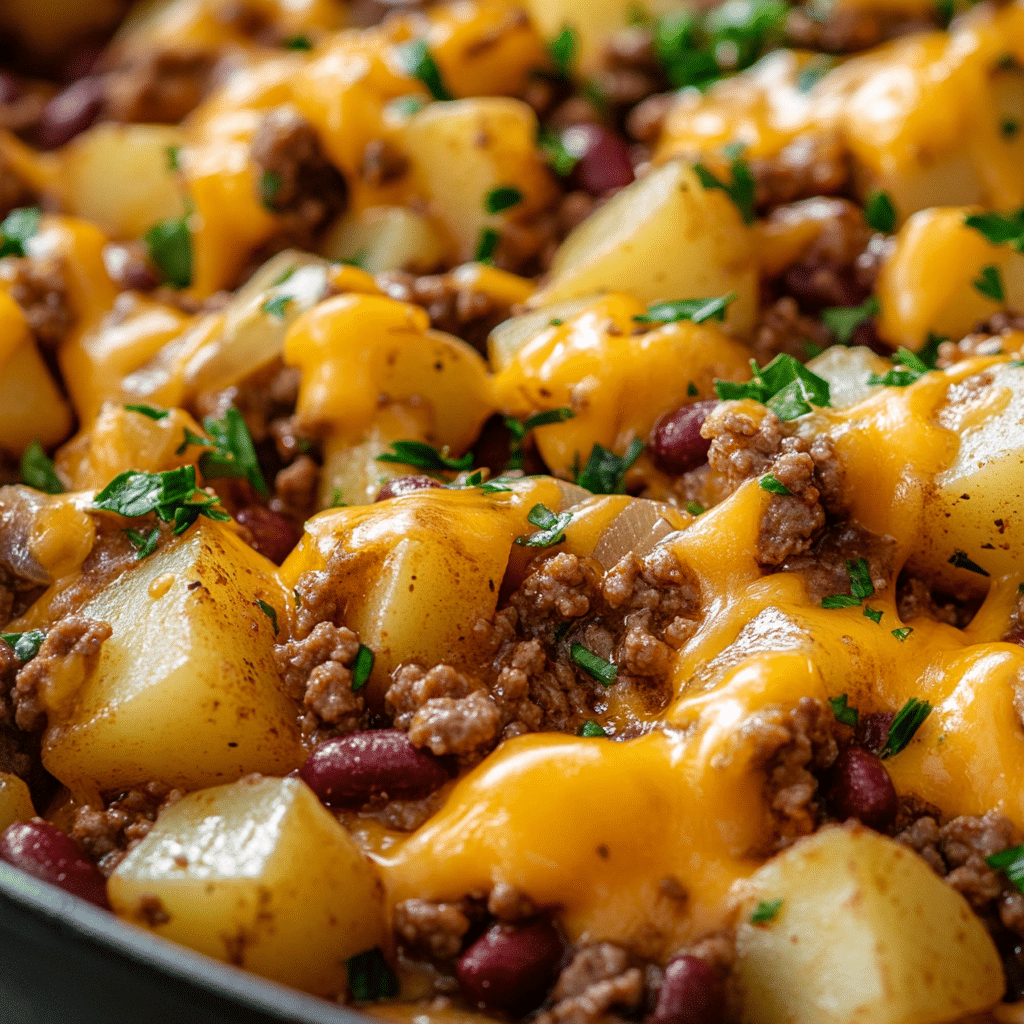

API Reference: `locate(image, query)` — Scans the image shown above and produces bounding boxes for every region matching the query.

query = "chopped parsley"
[846,558,874,600]
[514,503,573,548]
[570,643,618,686]
[828,694,858,728]
[822,296,879,345]
[347,948,399,1002]
[376,440,474,474]
[398,39,451,101]
[892,626,913,642]
[547,26,578,76]
[796,55,836,92]
[686,501,706,515]
[20,440,63,494]
[475,226,500,264]
[260,170,283,209]
[124,404,169,420]
[126,527,161,560]
[1002,118,1021,141]
[758,473,790,495]
[575,439,644,494]
[868,345,938,387]
[0,630,45,663]
[187,407,269,498]
[714,354,831,421]
[0,206,41,258]
[262,295,291,318]
[864,190,896,234]
[485,186,524,214]
[539,128,578,177]
[165,145,181,172]
[964,209,1024,250]
[863,606,883,624]
[750,898,783,924]
[92,466,231,535]
[693,155,756,224]
[579,720,608,737]
[504,407,574,470]
[144,215,192,289]
[821,594,861,609]
[352,645,374,691]
[986,844,1024,892]
[256,600,278,634]
[948,549,990,576]
[687,381,699,397]
[284,34,313,50]
[974,265,1005,302]
[633,291,736,325]
[880,697,932,758]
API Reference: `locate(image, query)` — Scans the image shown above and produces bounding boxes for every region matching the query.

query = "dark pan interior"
[0,862,373,1024]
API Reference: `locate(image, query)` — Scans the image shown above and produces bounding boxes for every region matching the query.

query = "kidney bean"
[648,955,725,1024]
[858,711,895,756]
[375,476,443,501]
[827,747,898,829]
[300,730,451,809]
[235,506,301,566]
[36,78,105,150]
[650,401,717,474]
[0,821,109,909]
[457,920,563,1014]
[563,124,635,197]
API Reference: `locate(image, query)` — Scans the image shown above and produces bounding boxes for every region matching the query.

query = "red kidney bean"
[235,506,301,566]
[648,955,725,1024]
[564,124,635,197]
[827,747,898,829]
[650,401,717,474]
[300,730,451,809]
[36,78,105,151]
[375,476,443,501]
[858,711,895,756]
[457,920,563,1014]
[0,821,109,909]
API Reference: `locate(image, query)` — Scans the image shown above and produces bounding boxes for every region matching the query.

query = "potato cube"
[42,520,304,799]
[108,775,387,997]
[732,825,1003,1024]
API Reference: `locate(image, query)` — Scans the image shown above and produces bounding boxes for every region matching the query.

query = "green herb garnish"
[964,209,1024,250]
[0,207,41,259]
[821,296,879,344]
[284,34,313,50]
[504,407,574,470]
[352,645,374,691]
[633,291,736,325]
[986,844,1024,892]
[974,265,1005,302]
[828,694,858,728]
[714,354,831,420]
[880,697,932,758]
[475,226,500,264]
[570,643,618,686]
[548,26,578,76]
[539,129,578,177]
[579,720,608,737]
[124,404,170,420]
[693,156,756,224]
[256,599,278,634]
[750,898,783,924]
[892,626,913,642]
[485,186,524,214]
[863,606,883,624]
[347,948,399,1002]
[0,630,45,663]
[92,466,231,535]
[126,527,161,560]
[398,39,452,101]
[514,503,573,548]
[948,549,990,576]
[758,473,791,495]
[686,501,705,515]
[575,439,644,494]
[821,594,861,609]
[846,557,874,600]
[144,215,192,289]
[193,407,269,498]
[1001,118,1021,141]
[376,440,474,474]
[20,440,63,494]
[864,190,896,234]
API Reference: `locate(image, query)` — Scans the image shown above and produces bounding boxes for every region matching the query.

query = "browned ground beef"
[751,296,834,365]
[103,49,217,125]
[394,898,474,960]
[6,254,75,349]
[779,522,895,605]
[786,6,937,54]
[751,134,850,214]
[539,943,644,1024]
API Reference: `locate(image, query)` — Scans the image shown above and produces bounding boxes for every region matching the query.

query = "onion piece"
[590,497,688,570]
[0,485,55,585]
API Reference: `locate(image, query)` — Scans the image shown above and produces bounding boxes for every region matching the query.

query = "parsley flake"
[758,473,791,495]
[687,381,699,397]
[714,354,831,421]
[822,296,879,344]
[750,898,783,924]
[352,645,374,690]
[475,226,500,264]
[539,129,578,177]
[398,39,451,101]
[570,643,618,686]
[864,190,896,234]
[797,55,836,92]
[376,440,474,474]
[863,606,883,624]
[284,34,313,50]
[196,407,269,498]
[693,156,756,224]
[256,600,278,634]
[579,720,608,737]
[144,215,192,289]
[828,694,858,728]
[515,503,573,548]
[262,295,291,319]
[686,501,706,515]
[633,291,736,325]
[126,527,161,560]
[485,186,524,214]
[821,594,861,609]
[92,466,231,535]
[974,265,1005,302]
[892,626,913,642]
[880,697,932,758]
[20,440,63,494]
[504,407,574,470]
[846,558,874,600]
[948,549,990,576]
[387,95,427,118]
[166,145,181,172]
[347,948,399,1002]
[0,630,45,663]
[1002,118,1021,141]
[0,207,41,259]
[548,26,578,76]
[964,209,1024,250]
[124,404,169,420]
[575,439,644,494]
[986,844,1024,892]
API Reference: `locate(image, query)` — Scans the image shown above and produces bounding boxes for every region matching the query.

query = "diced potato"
[732,825,1004,1024]
[0,773,34,833]
[488,296,599,373]
[321,206,448,274]
[42,520,304,800]
[530,160,758,336]
[401,98,558,264]
[909,361,1024,592]
[58,124,186,240]
[109,775,386,997]
[0,341,74,456]
[805,346,890,410]
[876,207,1024,351]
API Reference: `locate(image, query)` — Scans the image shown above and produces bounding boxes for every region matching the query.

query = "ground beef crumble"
[4,254,76,349]
[538,943,644,1024]
[102,49,217,125]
